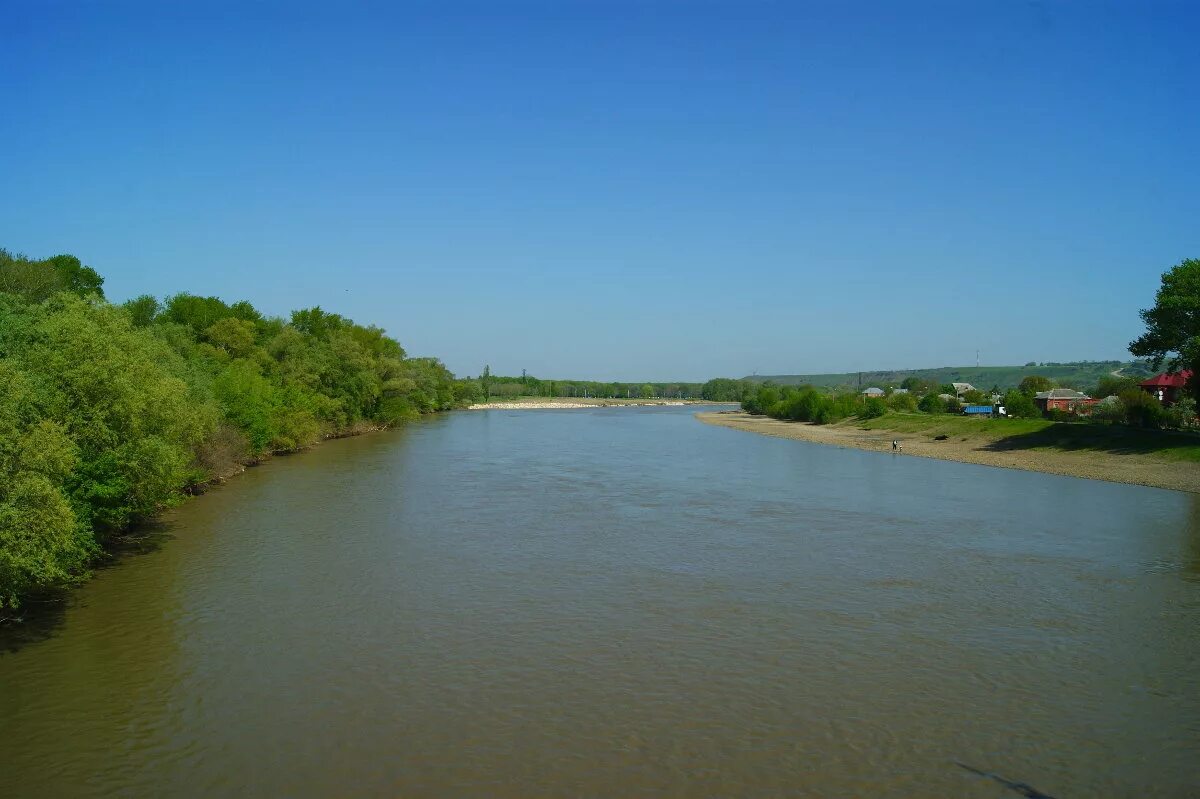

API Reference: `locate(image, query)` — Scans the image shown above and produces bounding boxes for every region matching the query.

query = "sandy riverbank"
[697,411,1200,494]
[469,399,724,410]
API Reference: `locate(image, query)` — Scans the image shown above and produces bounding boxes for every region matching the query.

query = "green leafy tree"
[481,365,491,400]
[1018,375,1053,396]
[204,317,258,358]
[701,378,746,402]
[918,393,946,414]
[961,389,989,405]
[861,397,888,419]
[1166,397,1198,430]
[1118,388,1165,428]
[0,363,92,607]
[123,294,161,327]
[1003,390,1039,418]
[1130,258,1200,401]
[45,254,104,298]
[899,376,931,394]
[1092,375,1137,399]
[743,385,780,415]
[0,249,65,302]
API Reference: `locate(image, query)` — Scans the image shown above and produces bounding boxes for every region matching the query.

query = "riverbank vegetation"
[739,379,1196,433]
[469,372,745,402]
[748,360,1158,394]
[0,248,476,609]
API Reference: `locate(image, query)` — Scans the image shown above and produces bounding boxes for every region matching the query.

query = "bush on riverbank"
[741,385,865,425]
[0,248,479,608]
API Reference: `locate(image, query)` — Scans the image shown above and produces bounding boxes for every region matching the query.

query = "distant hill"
[749,360,1155,392]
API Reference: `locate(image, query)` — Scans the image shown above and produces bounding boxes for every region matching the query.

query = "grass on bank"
[854,412,1200,463]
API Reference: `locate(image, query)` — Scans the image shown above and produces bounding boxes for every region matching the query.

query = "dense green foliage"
[1,249,105,303]
[1002,390,1039,419]
[699,378,750,402]
[472,373,729,400]
[0,250,473,608]
[1130,258,1200,401]
[742,385,864,424]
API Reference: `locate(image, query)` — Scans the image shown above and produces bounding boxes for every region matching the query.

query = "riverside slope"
[698,411,1200,494]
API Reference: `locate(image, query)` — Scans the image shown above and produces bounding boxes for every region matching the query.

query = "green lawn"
[855,412,1200,463]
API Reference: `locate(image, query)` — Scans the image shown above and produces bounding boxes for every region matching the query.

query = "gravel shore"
[697,411,1199,494]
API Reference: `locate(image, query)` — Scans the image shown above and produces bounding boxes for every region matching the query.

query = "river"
[1,405,1198,797]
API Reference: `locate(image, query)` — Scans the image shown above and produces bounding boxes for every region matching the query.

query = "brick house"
[1034,388,1097,416]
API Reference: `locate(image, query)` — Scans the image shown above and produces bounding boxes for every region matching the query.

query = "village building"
[1034,388,1097,416]
[951,382,975,398]
[861,387,885,397]
[1139,370,1192,406]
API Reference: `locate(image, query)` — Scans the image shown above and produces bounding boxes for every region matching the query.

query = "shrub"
[1091,397,1125,424]
[743,385,780,416]
[1019,375,1053,396]
[918,393,945,414]
[1003,390,1040,418]
[810,396,839,425]
[1119,389,1165,428]
[888,392,918,412]
[961,389,989,405]
[1166,397,1198,430]
[861,397,888,419]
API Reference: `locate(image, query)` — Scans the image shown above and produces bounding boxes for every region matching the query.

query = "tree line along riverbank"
[467,397,722,409]
[0,248,481,611]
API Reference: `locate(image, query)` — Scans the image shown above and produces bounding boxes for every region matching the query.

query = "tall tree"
[1130,258,1200,400]
[1018,375,1053,396]
[481,365,491,400]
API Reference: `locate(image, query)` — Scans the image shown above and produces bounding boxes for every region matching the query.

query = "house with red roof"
[1139,370,1193,406]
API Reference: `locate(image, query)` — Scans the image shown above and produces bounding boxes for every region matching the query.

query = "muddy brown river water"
[1,405,1198,797]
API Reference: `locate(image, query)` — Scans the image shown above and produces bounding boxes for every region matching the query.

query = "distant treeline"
[472,372,747,402]
[752,360,1155,393]
[0,248,477,609]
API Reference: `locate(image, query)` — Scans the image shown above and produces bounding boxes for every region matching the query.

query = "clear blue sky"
[2,1,1196,381]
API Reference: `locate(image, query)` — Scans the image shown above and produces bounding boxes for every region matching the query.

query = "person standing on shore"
[892,440,898,451]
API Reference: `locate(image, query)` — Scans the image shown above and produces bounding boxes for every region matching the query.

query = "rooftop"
[1140,370,1193,388]
[1035,389,1091,399]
